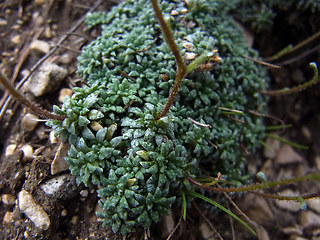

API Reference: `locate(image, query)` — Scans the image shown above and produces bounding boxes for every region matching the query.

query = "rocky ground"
[0,1,319,239]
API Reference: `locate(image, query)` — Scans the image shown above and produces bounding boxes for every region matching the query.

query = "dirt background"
[0,1,319,239]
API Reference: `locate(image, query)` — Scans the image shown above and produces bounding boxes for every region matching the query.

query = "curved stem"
[188,173,320,193]
[259,62,320,96]
[0,70,65,121]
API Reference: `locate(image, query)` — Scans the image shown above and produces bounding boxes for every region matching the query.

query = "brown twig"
[150,0,187,119]
[0,0,104,121]
[0,70,65,121]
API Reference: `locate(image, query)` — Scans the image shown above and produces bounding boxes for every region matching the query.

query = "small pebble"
[40,175,68,195]
[18,190,51,230]
[300,211,320,228]
[307,198,320,214]
[275,145,303,165]
[185,52,197,60]
[30,39,50,54]
[3,212,14,225]
[21,113,39,131]
[80,190,89,198]
[181,8,188,14]
[24,231,29,239]
[59,88,74,103]
[11,35,21,44]
[61,209,68,217]
[0,18,7,25]
[2,194,16,205]
[90,121,103,131]
[49,131,57,144]
[275,189,301,212]
[24,62,67,97]
[20,144,34,161]
[71,215,79,225]
[282,226,303,236]
[35,0,45,5]
[5,144,17,157]
[170,10,179,16]
[51,141,69,175]
[182,41,194,51]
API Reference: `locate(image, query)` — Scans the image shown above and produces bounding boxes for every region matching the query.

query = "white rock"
[299,211,320,228]
[40,174,68,195]
[11,35,21,44]
[5,144,17,157]
[30,39,50,54]
[71,215,79,225]
[59,88,73,103]
[61,209,68,217]
[21,113,39,131]
[2,194,16,205]
[181,8,188,14]
[290,237,309,240]
[282,226,303,236]
[20,144,34,161]
[170,10,179,16]
[80,190,89,198]
[245,196,274,224]
[18,190,50,230]
[307,198,320,214]
[24,62,67,97]
[275,144,303,165]
[49,131,57,144]
[0,18,7,25]
[3,212,14,225]
[275,189,301,212]
[185,52,197,60]
[51,141,69,175]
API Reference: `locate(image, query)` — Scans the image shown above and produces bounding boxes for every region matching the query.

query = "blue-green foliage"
[233,0,320,32]
[47,0,269,234]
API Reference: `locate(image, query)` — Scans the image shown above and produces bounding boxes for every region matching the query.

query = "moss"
[47,0,269,234]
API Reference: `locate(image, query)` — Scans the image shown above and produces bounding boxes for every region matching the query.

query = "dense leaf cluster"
[47,0,269,234]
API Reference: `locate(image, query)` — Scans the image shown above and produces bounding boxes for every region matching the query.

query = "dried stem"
[188,172,320,194]
[150,0,187,119]
[259,62,320,96]
[0,70,65,121]
[151,0,220,119]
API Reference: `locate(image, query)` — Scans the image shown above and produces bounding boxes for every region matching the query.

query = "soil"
[0,1,319,240]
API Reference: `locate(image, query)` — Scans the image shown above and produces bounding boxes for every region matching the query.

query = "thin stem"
[150,0,186,72]
[259,62,320,96]
[264,30,320,62]
[0,70,65,121]
[151,0,220,119]
[266,133,309,150]
[251,191,320,201]
[188,173,320,193]
[150,0,187,119]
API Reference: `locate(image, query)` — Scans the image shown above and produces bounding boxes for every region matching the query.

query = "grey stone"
[40,174,68,196]
[24,62,67,97]
[299,211,320,228]
[51,141,69,175]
